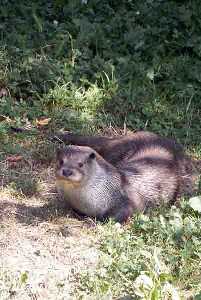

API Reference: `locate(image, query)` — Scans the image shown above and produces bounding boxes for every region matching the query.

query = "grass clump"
[0,269,28,300]
[0,0,201,146]
[77,203,201,299]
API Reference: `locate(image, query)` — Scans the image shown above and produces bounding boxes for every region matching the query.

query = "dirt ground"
[0,162,99,300]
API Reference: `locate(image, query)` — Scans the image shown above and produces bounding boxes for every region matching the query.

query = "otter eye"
[60,159,64,166]
[78,162,84,168]
[89,152,96,160]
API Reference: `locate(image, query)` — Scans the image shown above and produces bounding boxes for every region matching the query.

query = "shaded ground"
[0,160,99,300]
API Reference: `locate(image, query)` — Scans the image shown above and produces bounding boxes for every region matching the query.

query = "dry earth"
[0,157,99,300]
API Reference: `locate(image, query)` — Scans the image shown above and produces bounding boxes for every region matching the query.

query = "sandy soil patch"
[0,165,99,299]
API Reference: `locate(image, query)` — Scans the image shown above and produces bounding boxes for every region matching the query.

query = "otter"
[55,131,198,223]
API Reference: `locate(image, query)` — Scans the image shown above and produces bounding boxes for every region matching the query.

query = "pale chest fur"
[56,164,121,217]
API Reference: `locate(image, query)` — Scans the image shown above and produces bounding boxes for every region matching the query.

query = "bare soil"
[0,160,99,300]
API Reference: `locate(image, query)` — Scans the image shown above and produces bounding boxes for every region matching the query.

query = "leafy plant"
[0,0,200,148]
[77,204,201,299]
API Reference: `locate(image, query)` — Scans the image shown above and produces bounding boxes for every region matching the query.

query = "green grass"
[0,1,201,299]
[77,203,201,299]
[1,1,201,144]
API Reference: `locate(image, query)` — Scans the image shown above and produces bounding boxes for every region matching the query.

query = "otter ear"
[89,152,96,160]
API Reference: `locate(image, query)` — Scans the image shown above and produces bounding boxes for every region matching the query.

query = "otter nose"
[62,169,73,177]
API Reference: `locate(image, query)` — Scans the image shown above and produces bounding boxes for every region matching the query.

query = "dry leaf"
[36,117,51,127]
[6,155,23,163]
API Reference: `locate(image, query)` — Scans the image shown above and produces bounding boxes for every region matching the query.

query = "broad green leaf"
[20,272,28,284]
[189,196,201,213]
[151,287,159,300]
[147,69,155,80]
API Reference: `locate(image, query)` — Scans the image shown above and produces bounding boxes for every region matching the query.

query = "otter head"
[56,145,96,186]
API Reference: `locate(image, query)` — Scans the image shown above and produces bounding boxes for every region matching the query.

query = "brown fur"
[55,131,199,222]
